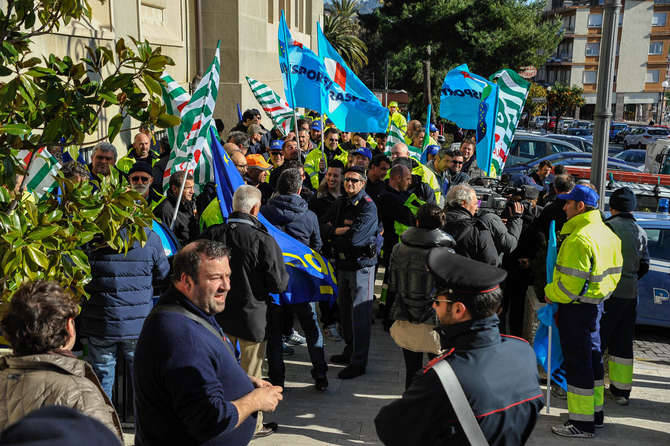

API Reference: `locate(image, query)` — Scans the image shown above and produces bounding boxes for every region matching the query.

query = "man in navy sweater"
[133,240,283,445]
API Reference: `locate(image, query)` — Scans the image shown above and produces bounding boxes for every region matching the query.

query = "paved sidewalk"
[250,320,670,446]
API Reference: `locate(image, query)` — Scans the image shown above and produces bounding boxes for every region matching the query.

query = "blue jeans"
[338,266,375,369]
[267,302,327,388]
[87,337,137,399]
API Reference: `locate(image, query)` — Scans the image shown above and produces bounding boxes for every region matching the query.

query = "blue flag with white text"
[439,64,496,130]
[316,23,389,132]
[209,127,337,305]
[475,83,498,176]
[278,11,325,113]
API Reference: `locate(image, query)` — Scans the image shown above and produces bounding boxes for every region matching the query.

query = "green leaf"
[43,209,63,224]
[26,245,49,269]
[142,73,162,96]
[69,249,89,271]
[156,112,180,128]
[2,41,18,58]
[0,124,31,136]
[107,114,124,143]
[100,91,118,104]
[0,186,10,203]
[27,226,60,241]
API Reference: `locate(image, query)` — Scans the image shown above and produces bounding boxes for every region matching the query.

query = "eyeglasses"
[343,177,363,184]
[270,152,284,156]
[328,138,339,142]
[130,176,152,183]
[451,161,464,165]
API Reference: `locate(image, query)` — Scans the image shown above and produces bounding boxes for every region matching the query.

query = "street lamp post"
[662,80,670,126]
[546,86,552,132]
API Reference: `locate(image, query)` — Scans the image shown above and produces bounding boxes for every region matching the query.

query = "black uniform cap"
[427,247,507,295]
[128,160,153,176]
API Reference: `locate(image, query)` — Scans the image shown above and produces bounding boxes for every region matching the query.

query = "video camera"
[469,175,536,216]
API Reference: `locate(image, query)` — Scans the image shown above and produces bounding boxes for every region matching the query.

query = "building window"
[650,41,664,55]
[268,0,274,24]
[588,13,602,28]
[647,70,660,83]
[585,42,600,57]
[653,13,666,27]
[583,71,597,84]
[619,13,623,26]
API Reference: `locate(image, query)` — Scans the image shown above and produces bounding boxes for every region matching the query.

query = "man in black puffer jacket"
[79,227,170,399]
[261,169,328,391]
[388,204,455,389]
[443,184,498,265]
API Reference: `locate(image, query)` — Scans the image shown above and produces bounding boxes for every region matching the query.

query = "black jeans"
[267,302,327,388]
[402,349,437,390]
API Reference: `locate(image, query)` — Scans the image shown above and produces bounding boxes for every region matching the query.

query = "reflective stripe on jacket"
[545,210,623,304]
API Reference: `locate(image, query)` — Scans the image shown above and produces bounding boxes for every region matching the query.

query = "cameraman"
[478,184,524,266]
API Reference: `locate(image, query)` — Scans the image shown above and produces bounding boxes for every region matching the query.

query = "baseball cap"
[557,184,599,207]
[352,147,372,160]
[609,187,636,212]
[429,124,438,132]
[311,121,323,131]
[128,161,153,176]
[246,154,271,171]
[269,140,283,151]
[389,101,399,108]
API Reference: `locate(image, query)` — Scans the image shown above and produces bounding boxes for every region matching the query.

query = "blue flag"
[533,220,567,390]
[439,64,496,130]
[208,127,337,305]
[316,23,389,132]
[475,83,499,176]
[278,10,325,113]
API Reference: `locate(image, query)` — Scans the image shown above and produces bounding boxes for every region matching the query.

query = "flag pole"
[320,113,326,173]
[169,163,190,231]
[546,323,552,414]
[279,10,300,151]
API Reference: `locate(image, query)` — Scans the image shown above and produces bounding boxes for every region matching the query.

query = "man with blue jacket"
[262,168,328,391]
[79,226,170,399]
[133,240,283,446]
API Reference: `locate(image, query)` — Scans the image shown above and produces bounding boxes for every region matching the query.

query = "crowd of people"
[0,103,647,445]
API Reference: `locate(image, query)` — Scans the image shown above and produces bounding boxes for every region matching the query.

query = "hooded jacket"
[389,227,456,323]
[0,352,123,439]
[261,193,322,251]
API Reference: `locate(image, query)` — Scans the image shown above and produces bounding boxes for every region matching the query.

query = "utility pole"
[423,45,432,108]
[384,58,389,106]
[590,0,620,209]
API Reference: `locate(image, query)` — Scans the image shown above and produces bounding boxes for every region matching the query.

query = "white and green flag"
[385,121,421,160]
[160,73,191,150]
[490,69,530,176]
[19,148,61,199]
[162,41,220,194]
[246,76,294,135]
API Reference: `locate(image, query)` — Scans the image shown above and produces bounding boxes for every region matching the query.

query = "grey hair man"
[443,184,498,265]
[203,185,289,438]
[89,142,117,178]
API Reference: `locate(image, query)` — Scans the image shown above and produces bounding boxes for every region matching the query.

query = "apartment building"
[538,0,670,123]
[10,0,323,151]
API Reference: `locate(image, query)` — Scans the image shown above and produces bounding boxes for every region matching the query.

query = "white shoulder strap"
[432,360,489,446]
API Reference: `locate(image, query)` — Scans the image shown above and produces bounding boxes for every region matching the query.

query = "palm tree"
[323,0,368,74]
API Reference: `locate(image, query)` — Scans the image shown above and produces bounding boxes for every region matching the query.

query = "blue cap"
[425,145,440,156]
[352,147,372,160]
[429,124,438,132]
[311,120,323,131]
[269,140,283,151]
[325,118,334,126]
[557,184,599,207]
[511,174,543,191]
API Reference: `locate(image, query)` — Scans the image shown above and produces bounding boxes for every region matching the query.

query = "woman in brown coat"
[0,281,122,439]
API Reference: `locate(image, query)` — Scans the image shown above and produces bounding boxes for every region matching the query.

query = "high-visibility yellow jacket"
[304,145,349,189]
[116,149,160,173]
[545,210,623,304]
[384,158,441,205]
[389,111,407,135]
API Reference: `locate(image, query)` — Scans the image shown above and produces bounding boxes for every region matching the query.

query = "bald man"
[387,142,440,205]
[117,132,160,174]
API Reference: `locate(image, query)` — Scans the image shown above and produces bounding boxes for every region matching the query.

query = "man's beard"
[133,183,150,196]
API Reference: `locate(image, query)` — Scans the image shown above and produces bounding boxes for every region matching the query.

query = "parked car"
[565,127,593,137]
[547,134,593,152]
[629,212,670,328]
[503,152,640,176]
[613,149,646,168]
[558,119,576,131]
[623,127,670,149]
[610,123,629,141]
[506,133,582,168]
[574,120,593,129]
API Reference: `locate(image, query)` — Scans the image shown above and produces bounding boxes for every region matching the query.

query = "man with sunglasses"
[324,166,379,380]
[128,161,162,209]
[444,149,470,190]
[375,249,544,445]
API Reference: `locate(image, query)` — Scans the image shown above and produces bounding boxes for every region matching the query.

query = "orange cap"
[246,154,272,170]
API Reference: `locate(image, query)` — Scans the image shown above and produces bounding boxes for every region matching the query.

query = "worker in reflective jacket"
[545,184,623,439]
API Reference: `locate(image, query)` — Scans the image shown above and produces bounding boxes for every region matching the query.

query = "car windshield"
[649,129,669,135]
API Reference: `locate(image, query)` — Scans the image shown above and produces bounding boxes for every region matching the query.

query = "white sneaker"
[285,330,307,346]
[552,421,595,438]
